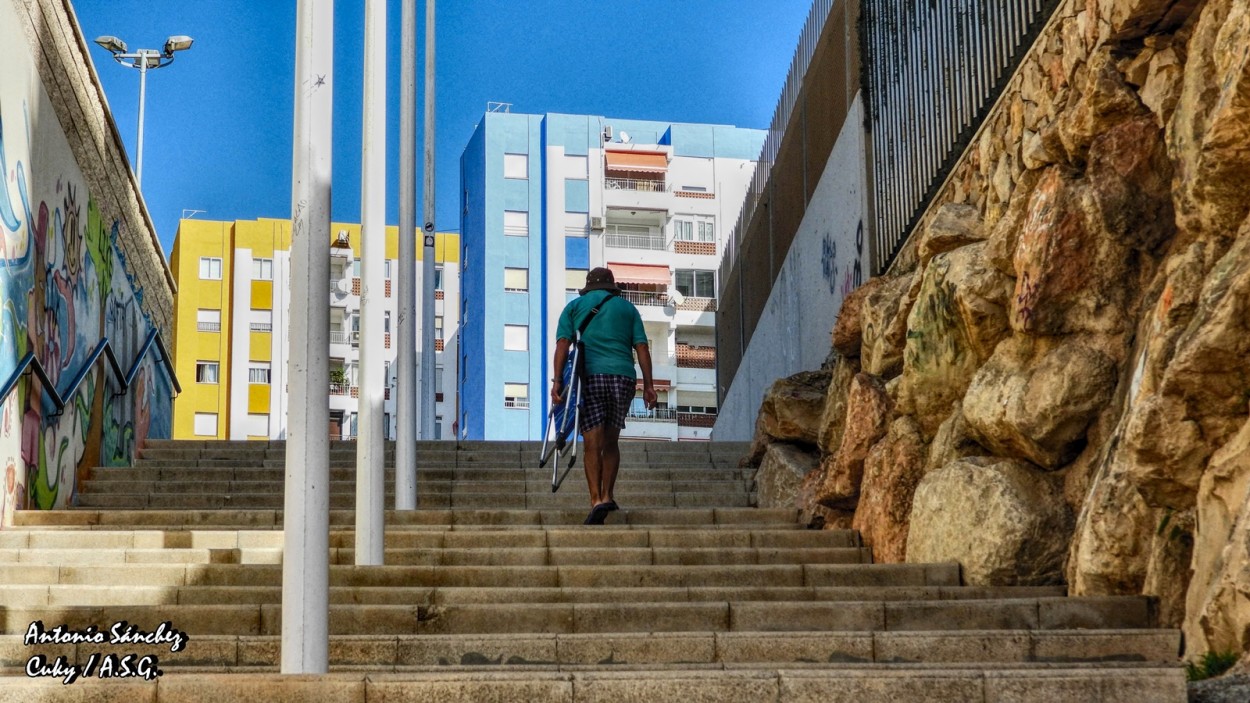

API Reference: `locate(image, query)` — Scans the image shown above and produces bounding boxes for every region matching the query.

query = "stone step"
[74,492,755,511]
[0,528,860,550]
[0,545,870,567]
[79,478,751,496]
[92,467,749,482]
[0,562,959,588]
[16,508,798,529]
[0,584,1066,608]
[0,630,1179,670]
[0,597,1156,636]
[0,667,1187,702]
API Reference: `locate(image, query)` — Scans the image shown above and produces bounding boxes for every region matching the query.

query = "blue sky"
[73,1,813,256]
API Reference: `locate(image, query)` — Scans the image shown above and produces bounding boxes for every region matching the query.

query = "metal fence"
[863,0,1061,272]
[720,0,835,288]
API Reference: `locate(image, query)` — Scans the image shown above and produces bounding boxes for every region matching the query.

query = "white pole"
[420,0,436,439]
[395,0,418,508]
[136,57,148,188]
[282,0,333,674]
[356,0,386,565]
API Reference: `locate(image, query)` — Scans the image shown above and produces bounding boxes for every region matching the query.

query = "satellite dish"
[670,291,685,306]
[619,131,631,144]
[336,278,351,295]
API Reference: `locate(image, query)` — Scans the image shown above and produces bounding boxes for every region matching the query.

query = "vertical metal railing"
[719,0,835,289]
[863,0,1060,274]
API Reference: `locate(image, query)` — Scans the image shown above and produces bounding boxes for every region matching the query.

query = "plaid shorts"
[579,374,635,432]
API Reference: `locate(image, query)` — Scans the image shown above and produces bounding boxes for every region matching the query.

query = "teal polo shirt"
[555,290,647,379]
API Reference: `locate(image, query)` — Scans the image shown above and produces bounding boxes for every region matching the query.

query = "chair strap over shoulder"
[576,290,619,338]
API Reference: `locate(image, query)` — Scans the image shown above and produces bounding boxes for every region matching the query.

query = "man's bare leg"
[599,424,621,506]
[582,425,605,507]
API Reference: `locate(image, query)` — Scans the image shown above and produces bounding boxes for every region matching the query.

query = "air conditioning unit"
[590,216,605,231]
[602,125,613,142]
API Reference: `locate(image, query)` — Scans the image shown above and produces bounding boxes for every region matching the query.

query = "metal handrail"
[0,329,181,417]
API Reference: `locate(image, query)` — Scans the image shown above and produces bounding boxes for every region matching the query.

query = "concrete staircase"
[0,440,1185,701]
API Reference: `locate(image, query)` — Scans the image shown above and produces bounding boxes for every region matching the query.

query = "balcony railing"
[197,322,221,332]
[620,290,667,307]
[504,399,530,409]
[250,323,272,333]
[677,412,717,428]
[605,177,668,193]
[330,330,351,345]
[676,344,716,369]
[676,297,717,313]
[674,240,716,256]
[503,224,529,236]
[604,225,665,251]
[626,407,677,423]
[329,382,350,396]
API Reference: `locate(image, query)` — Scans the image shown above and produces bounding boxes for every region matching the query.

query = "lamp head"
[163,35,194,56]
[93,35,127,54]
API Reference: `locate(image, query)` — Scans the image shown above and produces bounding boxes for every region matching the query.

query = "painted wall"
[713,97,868,440]
[1,0,174,526]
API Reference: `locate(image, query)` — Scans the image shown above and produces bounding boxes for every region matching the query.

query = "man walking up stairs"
[0,440,1185,701]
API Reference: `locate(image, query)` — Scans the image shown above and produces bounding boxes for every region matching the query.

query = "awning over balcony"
[605,150,668,173]
[608,262,670,286]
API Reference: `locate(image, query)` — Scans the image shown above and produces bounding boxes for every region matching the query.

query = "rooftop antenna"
[619,131,631,144]
[486,101,512,113]
[181,209,206,219]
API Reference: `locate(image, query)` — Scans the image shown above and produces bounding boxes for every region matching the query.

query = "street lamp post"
[93,35,194,188]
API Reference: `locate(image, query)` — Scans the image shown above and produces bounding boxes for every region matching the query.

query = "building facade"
[459,112,764,441]
[170,218,459,441]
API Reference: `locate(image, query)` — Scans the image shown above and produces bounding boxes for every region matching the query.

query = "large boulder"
[1125,228,1250,507]
[908,457,1073,586]
[1185,410,1250,655]
[748,370,832,460]
[1012,168,1136,335]
[962,335,1118,470]
[816,374,892,508]
[796,466,855,530]
[1067,458,1155,596]
[1057,48,1149,162]
[852,416,928,563]
[1098,0,1205,41]
[1168,0,1250,243]
[860,273,917,378]
[898,243,1012,437]
[831,279,882,357]
[1085,116,1176,253]
[985,170,1042,276]
[918,204,986,267]
[753,443,820,510]
[816,354,861,456]
[926,401,984,475]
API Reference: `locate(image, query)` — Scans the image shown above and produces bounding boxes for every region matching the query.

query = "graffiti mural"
[1,53,172,526]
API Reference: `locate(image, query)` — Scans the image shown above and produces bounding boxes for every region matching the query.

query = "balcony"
[625,407,677,423]
[330,330,354,346]
[676,297,717,313]
[605,177,668,193]
[676,343,716,369]
[329,383,352,396]
[674,240,716,256]
[504,399,530,409]
[604,224,665,251]
[197,322,221,332]
[678,412,717,428]
[620,289,667,307]
[250,323,273,333]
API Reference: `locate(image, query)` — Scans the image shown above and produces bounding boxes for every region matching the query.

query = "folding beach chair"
[539,339,582,492]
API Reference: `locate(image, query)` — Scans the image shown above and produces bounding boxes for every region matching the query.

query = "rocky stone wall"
[748,0,1250,663]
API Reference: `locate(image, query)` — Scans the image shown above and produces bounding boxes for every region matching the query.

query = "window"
[250,309,273,332]
[566,269,588,292]
[195,361,219,384]
[674,217,715,243]
[352,259,361,277]
[675,269,716,298]
[435,316,444,340]
[384,412,391,440]
[434,265,444,290]
[504,324,528,351]
[199,257,222,280]
[503,210,529,236]
[504,153,528,179]
[384,260,392,279]
[249,362,272,384]
[504,267,529,292]
[677,405,718,414]
[247,413,270,436]
[384,311,392,335]
[504,383,529,409]
[197,309,221,332]
[435,416,443,440]
[436,366,444,394]
[193,413,218,436]
[252,258,273,280]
